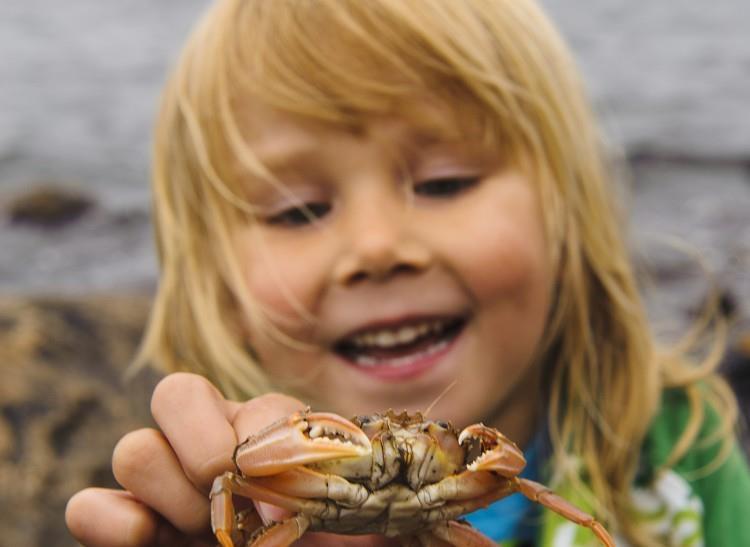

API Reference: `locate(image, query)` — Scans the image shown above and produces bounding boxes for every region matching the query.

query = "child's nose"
[332,208,432,286]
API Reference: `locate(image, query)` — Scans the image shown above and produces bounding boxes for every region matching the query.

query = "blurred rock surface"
[7,185,95,228]
[0,296,157,547]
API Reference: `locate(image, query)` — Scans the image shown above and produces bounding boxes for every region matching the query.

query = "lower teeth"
[354,339,449,368]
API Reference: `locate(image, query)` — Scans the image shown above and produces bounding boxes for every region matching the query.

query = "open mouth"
[333,316,466,368]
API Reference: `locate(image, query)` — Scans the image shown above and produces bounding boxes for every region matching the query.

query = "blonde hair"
[136,1,738,543]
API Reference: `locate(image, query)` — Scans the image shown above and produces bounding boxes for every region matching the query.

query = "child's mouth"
[333,317,466,376]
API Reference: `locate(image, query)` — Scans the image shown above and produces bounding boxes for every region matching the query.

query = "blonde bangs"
[202,0,597,181]
[225,0,527,123]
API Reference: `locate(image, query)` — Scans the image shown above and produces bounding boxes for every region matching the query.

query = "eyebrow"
[408,129,463,148]
[388,115,468,146]
[247,115,472,175]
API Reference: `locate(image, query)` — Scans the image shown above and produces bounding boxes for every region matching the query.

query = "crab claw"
[234,409,371,477]
[458,424,526,478]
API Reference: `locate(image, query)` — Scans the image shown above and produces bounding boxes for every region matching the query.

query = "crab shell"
[210,409,615,547]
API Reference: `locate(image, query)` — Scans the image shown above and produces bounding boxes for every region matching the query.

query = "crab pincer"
[210,410,372,546]
[233,409,372,475]
[458,423,527,477]
[458,424,616,547]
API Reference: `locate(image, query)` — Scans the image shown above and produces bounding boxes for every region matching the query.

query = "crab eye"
[355,415,371,425]
[437,421,450,429]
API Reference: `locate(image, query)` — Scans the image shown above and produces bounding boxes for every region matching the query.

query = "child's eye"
[265,202,331,227]
[413,177,478,198]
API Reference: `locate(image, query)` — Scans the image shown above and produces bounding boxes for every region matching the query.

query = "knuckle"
[112,428,166,488]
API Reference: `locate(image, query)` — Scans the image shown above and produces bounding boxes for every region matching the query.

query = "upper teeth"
[348,320,450,349]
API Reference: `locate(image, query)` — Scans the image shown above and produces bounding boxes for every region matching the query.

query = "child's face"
[232,100,553,441]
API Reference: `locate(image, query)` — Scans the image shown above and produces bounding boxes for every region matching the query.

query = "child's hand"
[65,372,395,546]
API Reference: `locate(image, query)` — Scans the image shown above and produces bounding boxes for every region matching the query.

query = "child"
[65,0,750,545]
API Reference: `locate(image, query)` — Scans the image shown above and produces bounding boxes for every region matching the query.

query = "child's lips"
[333,316,466,380]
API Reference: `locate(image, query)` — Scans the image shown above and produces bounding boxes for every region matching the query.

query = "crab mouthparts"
[334,317,465,366]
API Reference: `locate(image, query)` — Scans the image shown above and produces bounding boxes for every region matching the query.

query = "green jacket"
[506,389,750,546]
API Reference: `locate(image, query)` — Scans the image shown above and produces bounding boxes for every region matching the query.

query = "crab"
[210,409,615,546]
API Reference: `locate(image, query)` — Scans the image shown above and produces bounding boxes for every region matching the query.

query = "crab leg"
[427,520,499,546]
[417,487,516,526]
[417,478,615,547]
[237,515,311,547]
[230,468,370,512]
[514,478,615,547]
[210,470,356,542]
[236,507,265,537]
[249,467,370,506]
[417,470,513,506]
[211,473,242,547]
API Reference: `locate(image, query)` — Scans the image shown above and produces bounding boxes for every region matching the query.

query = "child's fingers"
[147,373,307,539]
[66,487,155,546]
[112,428,211,536]
[150,373,307,489]
[149,372,243,490]
[65,487,201,547]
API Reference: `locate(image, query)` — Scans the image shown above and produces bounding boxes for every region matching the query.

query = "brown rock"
[0,295,158,547]
[6,185,95,228]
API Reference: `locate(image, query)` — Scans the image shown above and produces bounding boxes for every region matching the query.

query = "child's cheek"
[482,227,546,295]
[235,230,328,332]
[444,180,550,304]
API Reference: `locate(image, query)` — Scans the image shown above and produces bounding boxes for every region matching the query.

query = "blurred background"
[0,1,748,545]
